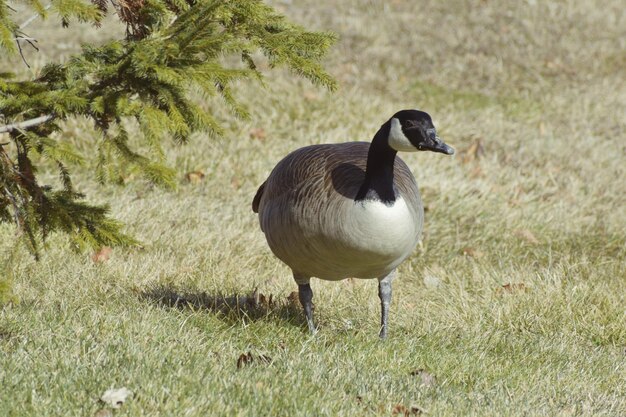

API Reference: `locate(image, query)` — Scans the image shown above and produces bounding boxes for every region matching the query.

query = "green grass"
[1,0,625,415]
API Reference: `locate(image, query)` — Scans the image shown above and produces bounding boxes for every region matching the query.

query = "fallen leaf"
[508,198,521,207]
[185,170,205,184]
[410,369,437,387]
[258,292,274,309]
[392,404,409,416]
[423,274,442,288]
[514,229,540,245]
[287,291,300,308]
[237,352,254,369]
[236,351,272,369]
[92,246,112,263]
[410,406,425,415]
[460,247,484,259]
[461,138,485,163]
[497,283,527,295]
[249,127,266,140]
[93,410,113,417]
[392,404,424,416]
[100,387,132,409]
[423,266,446,288]
[356,395,363,404]
[469,165,484,178]
[230,176,241,190]
[303,90,319,101]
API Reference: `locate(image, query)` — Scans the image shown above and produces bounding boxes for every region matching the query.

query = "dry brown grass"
[1,1,625,415]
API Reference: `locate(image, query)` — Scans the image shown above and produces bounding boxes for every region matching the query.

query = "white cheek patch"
[388,118,417,152]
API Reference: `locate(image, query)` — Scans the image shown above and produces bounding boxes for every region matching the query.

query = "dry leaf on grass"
[410,369,437,387]
[237,352,254,368]
[242,288,275,310]
[249,127,267,140]
[92,246,112,263]
[236,351,272,369]
[514,229,540,245]
[257,292,274,309]
[303,90,319,101]
[468,165,484,178]
[461,138,485,164]
[93,410,113,417]
[423,274,442,288]
[287,291,300,307]
[392,404,424,415]
[100,387,132,409]
[460,247,484,259]
[423,266,445,288]
[230,175,241,190]
[497,283,527,295]
[185,170,205,184]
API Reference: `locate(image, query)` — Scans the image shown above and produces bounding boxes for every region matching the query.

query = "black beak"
[419,136,455,155]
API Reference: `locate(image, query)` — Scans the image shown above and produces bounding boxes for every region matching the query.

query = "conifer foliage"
[0,0,336,258]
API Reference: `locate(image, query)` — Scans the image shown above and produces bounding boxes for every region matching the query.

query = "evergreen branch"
[0,114,55,134]
[0,0,337,260]
[2,186,21,227]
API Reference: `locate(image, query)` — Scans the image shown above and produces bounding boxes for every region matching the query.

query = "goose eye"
[404,120,419,130]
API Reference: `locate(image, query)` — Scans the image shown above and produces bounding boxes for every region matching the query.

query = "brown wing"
[258,143,368,209]
[254,141,421,220]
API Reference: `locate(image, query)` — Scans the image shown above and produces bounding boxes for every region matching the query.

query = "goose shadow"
[139,284,308,327]
[330,163,365,199]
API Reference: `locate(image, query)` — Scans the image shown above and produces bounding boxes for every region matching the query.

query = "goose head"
[387,109,455,155]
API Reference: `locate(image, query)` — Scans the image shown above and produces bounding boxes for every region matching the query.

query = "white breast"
[343,197,417,257]
[260,183,421,280]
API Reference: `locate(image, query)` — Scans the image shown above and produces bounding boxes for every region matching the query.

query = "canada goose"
[252,109,454,338]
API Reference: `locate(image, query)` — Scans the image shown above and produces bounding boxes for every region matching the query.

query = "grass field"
[1,0,625,415]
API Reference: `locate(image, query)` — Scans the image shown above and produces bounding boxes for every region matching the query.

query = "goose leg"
[294,274,316,334]
[378,270,396,339]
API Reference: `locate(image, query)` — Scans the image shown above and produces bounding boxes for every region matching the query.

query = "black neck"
[355,121,397,204]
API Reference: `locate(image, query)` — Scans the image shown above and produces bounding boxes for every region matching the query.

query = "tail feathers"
[252,181,266,213]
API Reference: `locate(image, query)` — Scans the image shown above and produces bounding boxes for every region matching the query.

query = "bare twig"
[13,2,51,67]
[16,38,30,68]
[22,37,39,52]
[0,115,55,134]
[14,36,38,43]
